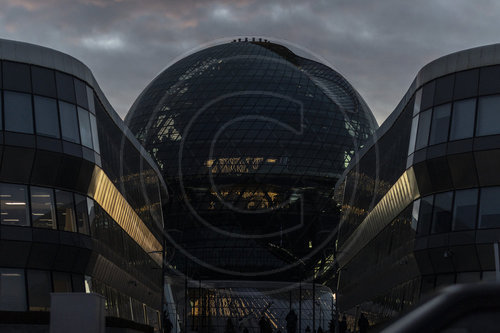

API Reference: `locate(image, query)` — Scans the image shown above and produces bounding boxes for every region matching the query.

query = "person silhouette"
[338,315,347,333]
[225,318,236,333]
[164,316,173,333]
[358,313,369,333]
[259,316,267,333]
[285,309,298,333]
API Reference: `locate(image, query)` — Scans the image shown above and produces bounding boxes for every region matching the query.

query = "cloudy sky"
[1,0,499,124]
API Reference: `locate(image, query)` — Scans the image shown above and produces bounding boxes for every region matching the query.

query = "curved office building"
[126,38,377,333]
[0,39,166,330]
[336,44,500,327]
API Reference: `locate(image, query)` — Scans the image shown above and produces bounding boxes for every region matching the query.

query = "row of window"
[0,268,84,311]
[416,66,500,113]
[0,90,100,152]
[413,186,500,235]
[0,183,92,234]
[408,95,500,155]
[421,270,499,296]
[0,60,94,110]
[0,268,159,327]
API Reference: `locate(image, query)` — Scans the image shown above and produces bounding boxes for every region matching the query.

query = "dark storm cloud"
[1,0,500,123]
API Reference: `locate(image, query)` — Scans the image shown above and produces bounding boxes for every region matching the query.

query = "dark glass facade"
[0,39,166,330]
[125,40,377,281]
[336,45,500,327]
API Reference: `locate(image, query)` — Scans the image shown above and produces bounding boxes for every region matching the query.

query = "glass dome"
[125,40,378,280]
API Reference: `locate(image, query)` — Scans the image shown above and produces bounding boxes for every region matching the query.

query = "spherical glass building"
[125,39,378,281]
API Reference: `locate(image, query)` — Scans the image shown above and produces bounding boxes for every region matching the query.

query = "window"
[411,199,420,231]
[87,198,95,233]
[31,187,56,229]
[2,61,31,92]
[74,79,88,109]
[415,109,432,150]
[78,107,93,148]
[52,272,72,292]
[478,187,500,228]
[452,189,478,230]
[476,95,500,136]
[55,190,77,232]
[479,65,500,95]
[434,75,454,105]
[27,270,51,311]
[55,72,75,103]
[0,183,29,226]
[4,91,34,134]
[417,195,434,235]
[450,99,476,140]
[0,269,26,311]
[431,191,453,233]
[90,113,100,153]
[75,194,90,235]
[454,69,479,99]
[408,115,419,156]
[59,101,80,143]
[31,66,56,97]
[34,96,60,138]
[413,89,422,116]
[429,103,451,145]
[71,274,85,293]
[87,86,95,114]
[421,81,435,110]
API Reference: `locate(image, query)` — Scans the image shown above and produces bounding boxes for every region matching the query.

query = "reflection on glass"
[415,109,432,150]
[429,104,451,145]
[89,114,100,154]
[4,91,34,134]
[27,270,51,311]
[476,95,500,136]
[78,107,93,148]
[452,189,478,230]
[87,198,95,233]
[55,72,75,103]
[0,268,27,311]
[417,195,433,235]
[31,187,56,229]
[31,66,57,98]
[0,183,29,226]
[59,101,80,143]
[74,79,88,109]
[55,190,77,232]
[34,96,60,138]
[411,199,420,231]
[87,86,95,114]
[431,192,453,233]
[450,99,476,140]
[478,187,500,228]
[75,194,90,235]
[408,115,419,156]
[413,89,422,116]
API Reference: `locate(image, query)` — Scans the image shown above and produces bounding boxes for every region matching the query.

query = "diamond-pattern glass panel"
[126,41,378,280]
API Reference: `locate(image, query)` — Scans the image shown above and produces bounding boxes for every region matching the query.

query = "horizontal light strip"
[337,167,419,268]
[87,166,162,265]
